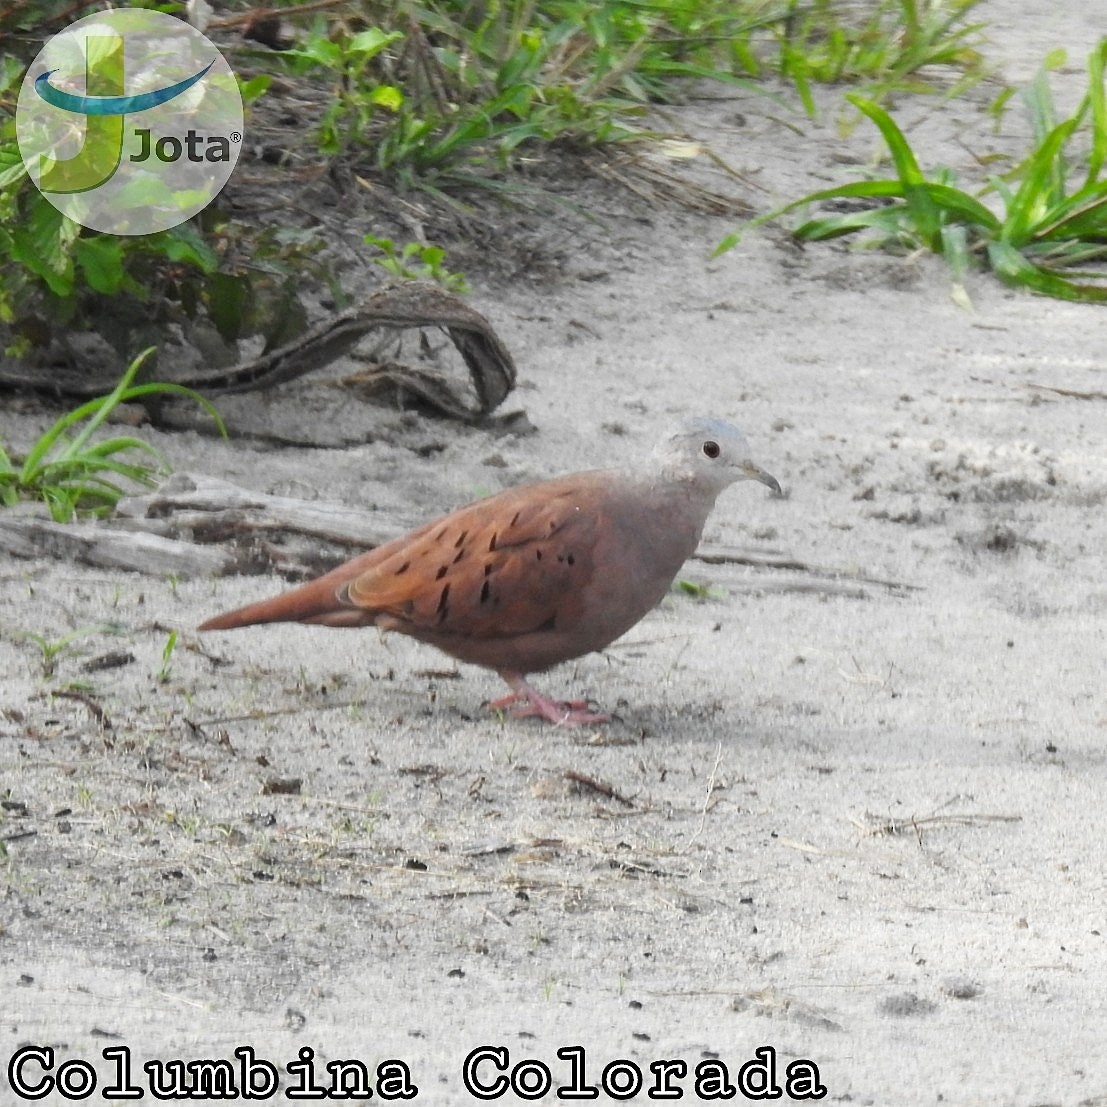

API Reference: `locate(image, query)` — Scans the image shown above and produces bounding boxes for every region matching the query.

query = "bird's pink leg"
[489,672,610,726]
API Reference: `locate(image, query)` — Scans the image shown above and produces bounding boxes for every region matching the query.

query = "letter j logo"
[16,9,243,235]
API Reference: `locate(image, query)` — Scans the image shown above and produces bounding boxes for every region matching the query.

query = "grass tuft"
[774,0,987,117]
[718,40,1107,303]
[0,348,226,522]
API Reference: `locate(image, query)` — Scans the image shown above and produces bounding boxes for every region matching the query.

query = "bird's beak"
[742,461,782,496]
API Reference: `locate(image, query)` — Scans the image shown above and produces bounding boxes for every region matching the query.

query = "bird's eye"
[702,440,720,460]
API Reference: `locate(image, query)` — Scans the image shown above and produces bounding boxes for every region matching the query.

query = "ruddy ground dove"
[198,417,780,724]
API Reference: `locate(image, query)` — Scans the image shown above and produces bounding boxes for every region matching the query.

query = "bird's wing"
[343,477,599,639]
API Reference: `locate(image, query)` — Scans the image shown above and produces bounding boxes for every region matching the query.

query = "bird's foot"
[489,676,609,726]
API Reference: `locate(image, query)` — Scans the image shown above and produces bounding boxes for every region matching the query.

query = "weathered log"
[0,512,234,577]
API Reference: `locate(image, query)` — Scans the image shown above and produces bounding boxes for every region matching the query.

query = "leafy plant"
[158,630,178,685]
[271,13,623,187]
[675,579,721,601]
[0,348,226,522]
[0,161,326,359]
[773,0,987,116]
[0,1,78,36]
[364,234,470,292]
[718,42,1107,303]
[0,140,222,346]
[14,625,121,678]
[278,24,405,155]
[260,0,777,194]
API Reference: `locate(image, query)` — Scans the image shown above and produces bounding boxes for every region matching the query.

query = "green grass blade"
[78,436,166,461]
[846,94,943,249]
[18,352,224,485]
[0,450,17,506]
[940,222,973,309]
[26,349,153,477]
[782,49,816,118]
[900,0,921,38]
[1026,242,1107,268]
[43,486,81,522]
[794,207,913,241]
[57,348,155,462]
[987,239,1107,302]
[19,408,93,483]
[846,95,926,185]
[114,383,227,437]
[7,351,226,521]
[1020,57,1060,146]
[1000,118,1079,245]
[41,460,161,491]
[59,473,129,497]
[987,173,1015,209]
[713,180,909,255]
[922,182,1001,231]
[1031,185,1107,242]
[789,180,910,203]
[791,180,999,242]
[1085,41,1107,187]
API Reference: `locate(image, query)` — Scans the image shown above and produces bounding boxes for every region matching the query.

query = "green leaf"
[0,54,24,96]
[846,94,943,249]
[1000,117,1078,245]
[115,382,227,437]
[206,272,252,342]
[987,239,1107,302]
[940,222,973,308]
[369,85,403,111]
[349,27,403,58]
[1021,64,1059,147]
[0,144,29,189]
[287,36,342,70]
[1084,41,1107,187]
[237,74,271,104]
[81,436,165,462]
[794,206,912,242]
[159,225,218,272]
[74,236,127,295]
[928,186,999,230]
[53,349,156,464]
[713,231,741,257]
[1042,47,1068,70]
[1030,184,1107,242]
[10,200,79,295]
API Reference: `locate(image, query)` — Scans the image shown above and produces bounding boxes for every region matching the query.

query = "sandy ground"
[3,1,1107,1103]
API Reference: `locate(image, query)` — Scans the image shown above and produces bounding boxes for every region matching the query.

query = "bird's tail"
[198,572,368,631]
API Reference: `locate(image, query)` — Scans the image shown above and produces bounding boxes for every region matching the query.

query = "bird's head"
[652,416,782,498]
